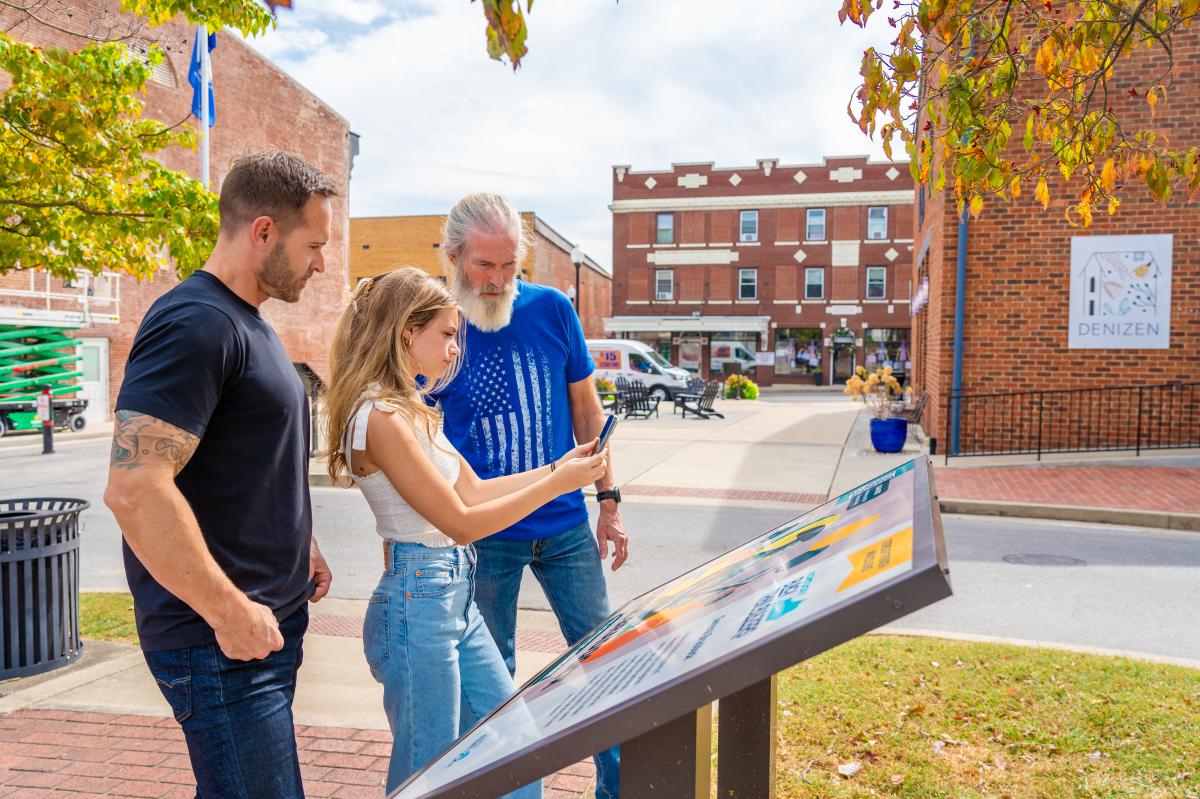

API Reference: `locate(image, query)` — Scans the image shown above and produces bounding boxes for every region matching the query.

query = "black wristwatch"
[596,487,622,504]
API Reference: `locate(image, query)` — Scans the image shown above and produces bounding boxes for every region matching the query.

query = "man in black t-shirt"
[105,151,337,799]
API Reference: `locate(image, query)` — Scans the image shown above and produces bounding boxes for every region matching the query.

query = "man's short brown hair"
[218,150,339,234]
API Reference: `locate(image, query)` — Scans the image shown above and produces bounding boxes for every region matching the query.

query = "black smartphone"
[594,414,619,454]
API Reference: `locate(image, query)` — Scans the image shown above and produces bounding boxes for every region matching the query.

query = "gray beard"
[454,277,518,332]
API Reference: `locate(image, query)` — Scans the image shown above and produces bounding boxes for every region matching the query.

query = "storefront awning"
[603,315,771,335]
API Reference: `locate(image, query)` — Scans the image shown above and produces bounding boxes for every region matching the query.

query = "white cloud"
[240,0,899,268]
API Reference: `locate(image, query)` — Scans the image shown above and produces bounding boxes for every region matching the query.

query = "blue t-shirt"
[116,271,313,651]
[436,281,595,541]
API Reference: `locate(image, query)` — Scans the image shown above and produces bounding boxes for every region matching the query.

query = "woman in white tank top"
[323,268,605,797]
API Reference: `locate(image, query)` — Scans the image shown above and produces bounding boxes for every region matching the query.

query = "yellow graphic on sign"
[836,527,913,593]
[807,514,878,552]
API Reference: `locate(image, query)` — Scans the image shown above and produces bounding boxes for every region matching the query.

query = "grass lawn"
[771,636,1199,799]
[79,591,138,646]
[78,594,1198,797]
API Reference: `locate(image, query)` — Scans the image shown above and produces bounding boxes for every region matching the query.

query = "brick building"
[0,1,353,424]
[608,156,915,385]
[350,214,613,338]
[912,30,1200,456]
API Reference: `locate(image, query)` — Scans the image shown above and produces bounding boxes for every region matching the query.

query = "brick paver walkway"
[0,709,593,798]
[934,465,1200,514]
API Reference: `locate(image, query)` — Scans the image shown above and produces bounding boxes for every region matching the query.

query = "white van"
[587,339,692,400]
[710,340,757,374]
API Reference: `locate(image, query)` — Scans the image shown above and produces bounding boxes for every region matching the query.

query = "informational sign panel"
[1069,234,1172,349]
[392,459,951,799]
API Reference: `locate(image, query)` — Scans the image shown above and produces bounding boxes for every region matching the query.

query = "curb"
[313,470,1200,531]
[939,497,1200,532]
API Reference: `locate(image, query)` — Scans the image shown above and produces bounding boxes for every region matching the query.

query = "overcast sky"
[238,1,897,269]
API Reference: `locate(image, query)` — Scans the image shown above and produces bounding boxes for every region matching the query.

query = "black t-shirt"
[116,271,313,652]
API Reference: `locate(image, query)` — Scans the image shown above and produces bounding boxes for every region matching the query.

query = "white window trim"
[656,213,674,244]
[867,206,888,240]
[739,268,758,301]
[806,209,827,242]
[866,266,887,299]
[804,267,825,300]
[739,210,759,243]
[655,269,674,301]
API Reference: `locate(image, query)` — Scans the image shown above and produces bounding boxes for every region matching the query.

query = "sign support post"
[621,705,712,797]
[717,674,778,798]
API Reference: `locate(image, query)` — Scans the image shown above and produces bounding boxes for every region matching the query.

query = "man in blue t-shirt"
[104,151,337,799]
[437,193,628,798]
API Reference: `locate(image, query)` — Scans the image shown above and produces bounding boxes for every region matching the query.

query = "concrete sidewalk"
[310,394,1200,529]
[0,602,593,798]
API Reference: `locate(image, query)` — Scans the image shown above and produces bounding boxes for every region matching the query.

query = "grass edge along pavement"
[67,594,1200,798]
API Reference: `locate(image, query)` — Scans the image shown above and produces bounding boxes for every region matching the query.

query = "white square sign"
[1068,234,1172,349]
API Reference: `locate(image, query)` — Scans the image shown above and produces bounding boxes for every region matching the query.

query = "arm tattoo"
[110,410,201,475]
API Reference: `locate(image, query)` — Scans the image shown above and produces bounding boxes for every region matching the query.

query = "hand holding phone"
[594,414,618,455]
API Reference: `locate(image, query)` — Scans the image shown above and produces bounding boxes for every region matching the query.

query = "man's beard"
[258,242,310,304]
[453,264,517,332]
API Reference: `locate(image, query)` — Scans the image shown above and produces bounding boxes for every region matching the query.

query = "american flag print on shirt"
[467,344,555,475]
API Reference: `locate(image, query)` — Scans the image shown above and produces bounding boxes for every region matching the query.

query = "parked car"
[586,338,692,401]
[709,340,757,375]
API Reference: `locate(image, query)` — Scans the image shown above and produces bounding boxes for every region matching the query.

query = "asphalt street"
[2,437,1199,662]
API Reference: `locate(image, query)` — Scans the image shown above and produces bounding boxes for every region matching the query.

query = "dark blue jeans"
[143,606,308,799]
[474,521,621,799]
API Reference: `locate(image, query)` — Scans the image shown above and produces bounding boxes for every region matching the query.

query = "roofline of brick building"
[613,154,910,176]
[349,213,612,279]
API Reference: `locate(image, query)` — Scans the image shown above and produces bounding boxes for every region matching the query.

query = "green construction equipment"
[0,325,89,437]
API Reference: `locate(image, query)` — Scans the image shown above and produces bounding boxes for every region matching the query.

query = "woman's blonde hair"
[323,267,464,483]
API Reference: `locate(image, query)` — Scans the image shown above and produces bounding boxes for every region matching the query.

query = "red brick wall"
[1,0,352,418]
[913,33,1200,452]
[611,158,917,383]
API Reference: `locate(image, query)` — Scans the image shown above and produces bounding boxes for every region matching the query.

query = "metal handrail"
[945,381,1200,462]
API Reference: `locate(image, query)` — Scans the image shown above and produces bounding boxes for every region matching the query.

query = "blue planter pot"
[870,417,908,453]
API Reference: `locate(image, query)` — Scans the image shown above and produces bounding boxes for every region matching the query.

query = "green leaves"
[840,0,1200,226]
[0,33,218,281]
[121,0,275,36]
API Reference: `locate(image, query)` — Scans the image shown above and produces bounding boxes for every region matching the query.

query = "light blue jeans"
[474,521,621,799]
[364,541,541,798]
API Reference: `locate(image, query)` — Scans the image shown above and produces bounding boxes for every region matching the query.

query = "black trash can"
[0,498,88,679]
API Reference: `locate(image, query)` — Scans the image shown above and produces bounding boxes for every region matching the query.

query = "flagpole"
[199,24,211,189]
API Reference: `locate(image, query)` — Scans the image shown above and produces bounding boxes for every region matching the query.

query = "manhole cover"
[1002,554,1087,567]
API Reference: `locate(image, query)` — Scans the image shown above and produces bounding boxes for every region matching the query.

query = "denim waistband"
[382,539,473,572]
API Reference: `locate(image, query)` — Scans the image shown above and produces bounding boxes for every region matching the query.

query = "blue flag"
[188,29,217,127]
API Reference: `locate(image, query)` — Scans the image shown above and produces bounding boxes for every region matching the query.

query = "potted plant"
[811,365,823,386]
[844,365,910,453]
[723,373,759,400]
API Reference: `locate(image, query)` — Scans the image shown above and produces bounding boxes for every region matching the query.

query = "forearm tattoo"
[111,410,200,475]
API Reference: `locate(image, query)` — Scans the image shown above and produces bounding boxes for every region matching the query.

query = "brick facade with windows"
[912,32,1200,455]
[350,214,612,338]
[609,157,914,385]
[0,1,353,422]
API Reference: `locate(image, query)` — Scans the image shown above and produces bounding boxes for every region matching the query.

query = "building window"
[739,268,758,300]
[655,269,674,301]
[656,213,674,244]
[739,210,758,242]
[805,267,824,300]
[866,328,910,373]
[806,208,826,241]
[866,266,887,299]
[867,206,888,240]
[775,328,823,376]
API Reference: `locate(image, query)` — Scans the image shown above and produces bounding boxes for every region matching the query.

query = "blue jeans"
[474,520,621,799]
[365,541,541,798]
[143,606,308,799]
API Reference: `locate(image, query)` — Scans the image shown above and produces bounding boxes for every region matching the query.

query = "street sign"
[392,458,951,799]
